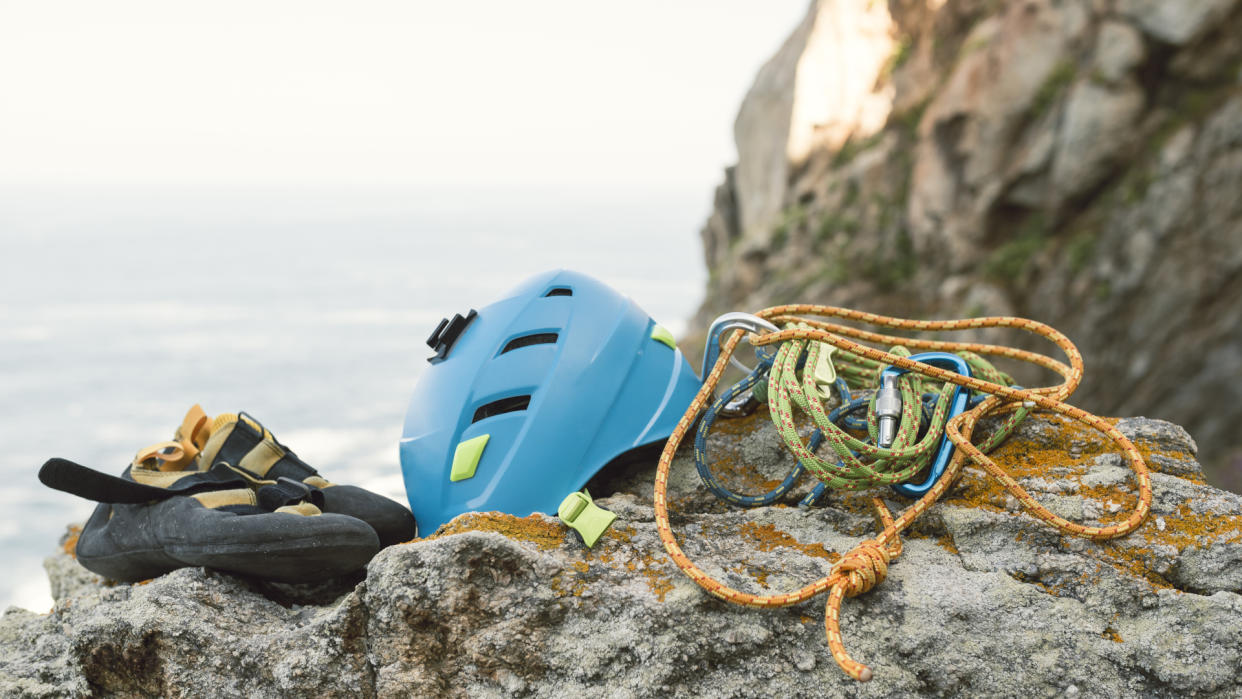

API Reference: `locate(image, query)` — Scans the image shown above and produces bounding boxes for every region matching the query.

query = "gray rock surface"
[693,0,1242,490]
[3,414,1242,697]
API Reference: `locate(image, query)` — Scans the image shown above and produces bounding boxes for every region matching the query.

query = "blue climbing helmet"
[399,269,702,535]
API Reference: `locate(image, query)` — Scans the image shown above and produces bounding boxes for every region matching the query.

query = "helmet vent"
[471,395,531,423]
[544,287,573,297]
[500,332,558,354]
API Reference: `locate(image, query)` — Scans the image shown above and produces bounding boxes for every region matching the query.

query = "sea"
[0,185,708,611]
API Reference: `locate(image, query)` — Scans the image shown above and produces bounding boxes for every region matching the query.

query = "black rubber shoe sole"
[75,497,380,583]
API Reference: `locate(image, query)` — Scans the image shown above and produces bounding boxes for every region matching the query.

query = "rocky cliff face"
[696,0,1242,489]
[4,414,1242,696]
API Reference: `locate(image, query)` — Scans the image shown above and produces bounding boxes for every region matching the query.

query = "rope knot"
[831,539,891,598]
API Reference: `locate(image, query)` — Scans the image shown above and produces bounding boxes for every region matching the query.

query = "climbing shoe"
[163,406,418,547]
[39,457,380,583]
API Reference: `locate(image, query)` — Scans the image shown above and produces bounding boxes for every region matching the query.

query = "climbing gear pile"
[400,269,699,540]
[656,305,1153,682]
[39,405,415,582]
[695,337,1025,506]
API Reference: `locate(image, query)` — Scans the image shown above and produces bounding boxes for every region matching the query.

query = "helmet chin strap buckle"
[557,490,617,548]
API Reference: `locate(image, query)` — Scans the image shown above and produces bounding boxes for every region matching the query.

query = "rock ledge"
[3,414,1241,697]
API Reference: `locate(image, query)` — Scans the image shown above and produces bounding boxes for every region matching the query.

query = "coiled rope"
[696,335,1028,500]
[653,306,1153,681]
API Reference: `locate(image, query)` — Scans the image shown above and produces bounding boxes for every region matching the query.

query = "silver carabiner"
[701,312,780,379]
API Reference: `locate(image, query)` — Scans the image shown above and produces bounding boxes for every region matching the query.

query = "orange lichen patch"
[945,472,1013,514]
[959,421,1236,594]
[642,562,675,601]
[700,405,795,495]
[944,413,1144,518]
[1102,627,1124,643]
[799,615,813,625]
[673,495,734,515]
[739,522,842,562]
[62,524,82,558]
[1019,566,1100,598]
[519,519,679,601]
[429,512,565,551]
[982,414,1104,476]
[1172,469,1202,486]
[836,493,885,519]
[700,446,787,496]
[1088,502,1242,590]
[709,404,771,437]
[936,533,959,555]
[731,562,774,587]
[1160,503,1242,545]
[550,572,589,598]
[1078,483,1145,528]
[620,550,676,601]
[924,413,1240,595]
[551,554,600,598]
[608,524,637,544]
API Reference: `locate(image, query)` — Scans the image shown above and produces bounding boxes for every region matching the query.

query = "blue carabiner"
[883,352,972,498]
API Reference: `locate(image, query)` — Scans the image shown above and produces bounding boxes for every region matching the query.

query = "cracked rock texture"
[693,0,1242,490]
[3,413,1242,697]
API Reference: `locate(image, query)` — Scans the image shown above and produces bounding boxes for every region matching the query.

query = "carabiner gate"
[701,312,780,379]
[700,312,780,419]
[880,352,972,498]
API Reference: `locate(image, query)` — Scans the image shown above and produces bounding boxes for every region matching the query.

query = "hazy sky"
[1,1,807,194]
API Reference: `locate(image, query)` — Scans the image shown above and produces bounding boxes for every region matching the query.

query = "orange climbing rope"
[653,307,1152,682]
